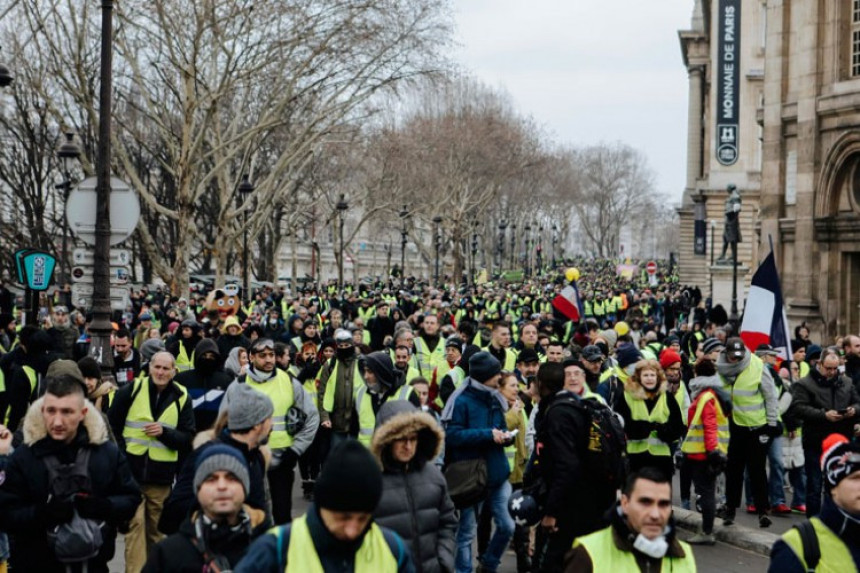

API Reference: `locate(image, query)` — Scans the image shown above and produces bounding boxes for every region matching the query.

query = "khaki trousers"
[125,482,171,573]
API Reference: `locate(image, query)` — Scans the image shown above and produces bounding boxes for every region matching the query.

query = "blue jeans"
[744,435,785,506]
[455,480,514,573]
[787,465,807,507]
[805,449,823,517]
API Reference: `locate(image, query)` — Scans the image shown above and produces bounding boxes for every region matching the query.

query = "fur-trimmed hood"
[23,396,109,446]
[370,401,443,469]
[623,375,667,401]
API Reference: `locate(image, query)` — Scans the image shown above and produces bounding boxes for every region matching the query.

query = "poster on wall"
[716,0,741,166]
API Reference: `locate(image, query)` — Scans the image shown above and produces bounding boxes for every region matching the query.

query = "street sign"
[70,265,131,285]
[16,250,57,291]
[646,261,658,275]
[71,283,130,311]
[66,177,140,246]
[73,248,131,267]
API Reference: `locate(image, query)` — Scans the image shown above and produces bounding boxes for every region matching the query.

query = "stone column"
[685,66,704,192]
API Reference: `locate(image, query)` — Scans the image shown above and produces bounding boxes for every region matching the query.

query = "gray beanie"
[469,351,501,384]
[140,338,165,361]
[219,382,274,431]
[193,444,250,493]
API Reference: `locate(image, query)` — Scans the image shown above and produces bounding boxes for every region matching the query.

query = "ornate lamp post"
[498,220,507,272]
[57,132,81,285]
[399,205,408,278]
[433,215,443,285]
[552,224,558,267]
[336,194,349,290]
[470,219,479,287]
[510,223,516,269]
[523,223,531,277]
[238,175,255,304]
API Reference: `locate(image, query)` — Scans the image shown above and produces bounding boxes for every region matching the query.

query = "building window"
[853,0,860,76]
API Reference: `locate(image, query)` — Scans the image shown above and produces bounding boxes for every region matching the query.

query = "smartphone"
[838,409,850,415]
[508,429,519,438]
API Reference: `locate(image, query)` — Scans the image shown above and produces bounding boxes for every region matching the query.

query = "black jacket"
[175,338,234,431]
[217,334,250,364]
[789,369,860,452]
[535,391,616,536]
[0,397,141,573]
[144,513,254,573]
[108,377,196,484]
[159,429,271,536]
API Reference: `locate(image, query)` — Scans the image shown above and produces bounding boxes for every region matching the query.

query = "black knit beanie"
[315,439,382,513]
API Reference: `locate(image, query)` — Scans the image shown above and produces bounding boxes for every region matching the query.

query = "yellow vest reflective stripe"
[245,370,294,449]
[674,382,688,415]
[681,392,729,455]
[624,391,671,456]
[122,377,188,462]
[781,517,855,572]
[413,337,446,378]
[584,300,593,316]
[505,409,528,471]
[481,347,517,372]
[729,354,767,427]
[176,342,194,372]
[354,384,413,447]
[321,361,360,413]
[572,525,697,573]
[282,515,398,572]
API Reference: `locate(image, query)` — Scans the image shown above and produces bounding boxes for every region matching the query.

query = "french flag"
[739,251,793,360]
[552,282,584,322]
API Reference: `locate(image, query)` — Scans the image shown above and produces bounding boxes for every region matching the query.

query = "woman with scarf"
[616,359,685,479]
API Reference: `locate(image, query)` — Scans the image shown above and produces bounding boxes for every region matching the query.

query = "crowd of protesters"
[0,256,855,571]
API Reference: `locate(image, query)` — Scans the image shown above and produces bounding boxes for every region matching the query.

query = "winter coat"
[144,509,263,573]
[108,376,196,485]
[175,338,234,431]
[217,333,251,363]
[443,378,510,488]
[789,368,860,453]
[0,397,141,573]
[683,374,732,461]
[615,376,685,455]
[159,429,272,536]
[371,401,456,573]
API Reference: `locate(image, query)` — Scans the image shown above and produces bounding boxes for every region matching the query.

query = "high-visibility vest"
[354,383,413,447]
[481,346,518,371]
[799,361,810,379]
[571,525,696,573]
[681,391,729,455]
[176,341,195,372]
[413,336,446,378]
[302,378,318,409]
[5,365,38,425]
[122,377,188,463]
[282,515,398,572]
[245,370,295,449]
[728,354,767,427]
[780,517,855,572]
[484,301,501,320]
[624,391,671,456]
[673,382,688,415]
[584,300,593,317]
[504,409,528,471]
[321,360,360,413]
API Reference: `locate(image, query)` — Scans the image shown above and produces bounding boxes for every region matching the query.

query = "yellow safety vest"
[282,515,398,572]
[302,378,318,409]
[584,300,593,316]
[624,391,671,456]
[176,341,195,372]
[728,354,767,427]
[354,383,413,447]
[572,525,697,573]
[781,517,856,572]
[481,347,518,372]
[321,360,360,413]
[245,370,295,450]
[505,409,528,471]
[413,336,447,378]
[681,391,729,455]
[673,382,688,415]
[122,377,188,463]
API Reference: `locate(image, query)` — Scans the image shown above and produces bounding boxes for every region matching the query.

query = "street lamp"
[238,174,254,304]
[709,219,716,304]
[0,47,12,88]
[537,225,544,276]
[523,223,532,277]
[552,224,558,267]
[498,220,507,272]
[433,215,443,285]
[56,132,81,286]
[399,204,408,279]
[470,219,479,287]
[336,194,349,290]
[510,223,516,269]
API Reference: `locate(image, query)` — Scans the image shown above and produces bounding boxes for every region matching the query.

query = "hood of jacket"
[623,374,667,401]
[23,396,109,446]
[689,374,724,400]
[193,338,221,368]
[370,401,442,469]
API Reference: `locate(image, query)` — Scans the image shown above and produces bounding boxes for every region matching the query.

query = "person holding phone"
[789,346,860,517]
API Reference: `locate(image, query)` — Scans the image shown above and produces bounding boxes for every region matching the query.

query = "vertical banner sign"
[694,219,707,255]
[716,0,741,166]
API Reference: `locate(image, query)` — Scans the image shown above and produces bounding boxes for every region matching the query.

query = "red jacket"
[685,388,720,461]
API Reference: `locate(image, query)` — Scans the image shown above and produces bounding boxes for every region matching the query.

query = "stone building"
[680,0,860,339]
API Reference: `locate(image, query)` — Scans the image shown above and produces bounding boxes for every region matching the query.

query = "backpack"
[794,520,820,572]
[43,448,105,564]
[543,393,628,490]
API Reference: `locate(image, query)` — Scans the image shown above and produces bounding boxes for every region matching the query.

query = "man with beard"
[113,328,142,387]
[367,301,395,351]
[46,305,77,359]
[176,338,234,431]
[413,313,447,379]
[516,348,540,415]
[0,313,16,353]
[842,335,860,389]
[4,330,56,433]
[317,329,362,452]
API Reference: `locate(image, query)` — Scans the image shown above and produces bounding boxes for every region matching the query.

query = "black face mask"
[336,346,354,361]
[197,357,219,375]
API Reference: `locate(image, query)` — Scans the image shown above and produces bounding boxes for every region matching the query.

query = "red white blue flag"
[739,251,793,360]
[552,282,584,322]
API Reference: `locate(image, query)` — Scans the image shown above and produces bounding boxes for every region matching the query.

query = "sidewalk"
[673,505,780,556]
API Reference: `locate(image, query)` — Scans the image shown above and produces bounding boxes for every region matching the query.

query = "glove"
[43,495,75,527]
[764,422,784,438]
[706,450,727,475]
[74,493,112,520]
[654,423,675,445]
[279,448,299,468]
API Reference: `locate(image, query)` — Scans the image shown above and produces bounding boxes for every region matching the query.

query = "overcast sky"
[453,1,694,203]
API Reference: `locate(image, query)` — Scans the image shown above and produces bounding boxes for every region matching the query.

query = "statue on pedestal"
[717,184,741,264]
